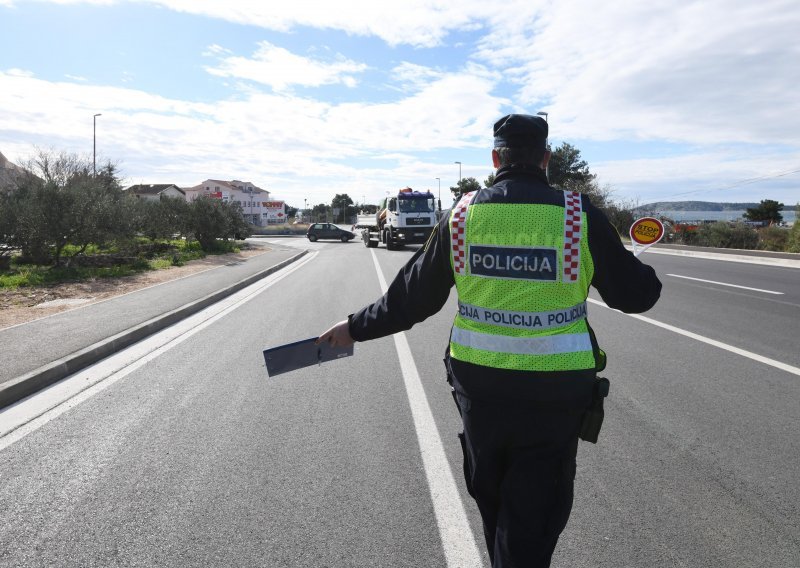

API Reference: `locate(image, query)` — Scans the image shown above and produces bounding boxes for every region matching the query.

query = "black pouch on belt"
[579,377,610,444]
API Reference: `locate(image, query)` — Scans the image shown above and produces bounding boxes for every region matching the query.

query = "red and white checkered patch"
[451,191,476,274]
[563,191,582,282]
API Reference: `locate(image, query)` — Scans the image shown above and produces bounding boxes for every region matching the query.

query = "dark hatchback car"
[306,223,356,242]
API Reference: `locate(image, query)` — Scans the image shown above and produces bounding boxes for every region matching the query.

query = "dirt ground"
[0,247,269,330]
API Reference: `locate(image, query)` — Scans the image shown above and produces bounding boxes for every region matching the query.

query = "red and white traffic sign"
[629,217,664,256]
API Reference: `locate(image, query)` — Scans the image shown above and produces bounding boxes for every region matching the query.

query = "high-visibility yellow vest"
[449,191,597,372]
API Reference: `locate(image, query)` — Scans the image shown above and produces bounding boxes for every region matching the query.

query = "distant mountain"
[637,201,759,212]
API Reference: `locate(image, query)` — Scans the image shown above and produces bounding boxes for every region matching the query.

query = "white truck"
[358,188,438,250]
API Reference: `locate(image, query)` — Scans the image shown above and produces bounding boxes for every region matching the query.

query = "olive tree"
[9,150,130,265]
[188,196,250,251]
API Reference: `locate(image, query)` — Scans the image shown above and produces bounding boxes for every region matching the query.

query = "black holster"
[579,377,610,444]
[443,352,462,416]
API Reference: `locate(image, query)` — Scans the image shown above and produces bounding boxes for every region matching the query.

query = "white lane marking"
[0,252,318,450]
[667,273,784,295]
[627,246,800,268]
[587,298,800,377]
[369,250,483,568]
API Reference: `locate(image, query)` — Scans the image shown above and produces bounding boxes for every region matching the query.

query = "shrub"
[696,221,758,249]
[188,197,251,251]
[787,220,800,253]
[135,196,191,240]
[757,226,788,251]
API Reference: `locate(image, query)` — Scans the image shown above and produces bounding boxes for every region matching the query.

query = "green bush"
[135,197,191,240]
[188,197,251,251]
[787,220,800,253]
[696,221,758,249]
[757,226,788,251]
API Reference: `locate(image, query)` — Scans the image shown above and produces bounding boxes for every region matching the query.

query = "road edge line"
[587,298,800,377]
[0,250,308,409]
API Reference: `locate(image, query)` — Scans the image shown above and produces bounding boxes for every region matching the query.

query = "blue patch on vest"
[468,245,557,281]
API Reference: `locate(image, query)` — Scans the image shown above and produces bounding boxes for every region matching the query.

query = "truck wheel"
[385,229,396,250]
[366,238,378,248]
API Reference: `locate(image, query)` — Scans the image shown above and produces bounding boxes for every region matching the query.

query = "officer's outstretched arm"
[316,319,355,348]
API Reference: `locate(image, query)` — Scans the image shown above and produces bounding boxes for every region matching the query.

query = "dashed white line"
[667,273,784,295]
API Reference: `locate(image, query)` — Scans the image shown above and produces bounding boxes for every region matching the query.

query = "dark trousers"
[457,393,582,568]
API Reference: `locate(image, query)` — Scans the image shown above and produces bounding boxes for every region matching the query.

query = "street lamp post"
[536,111,549,181]
[435,177,441,211]
[93,113,102,175]
[454,161,462,198]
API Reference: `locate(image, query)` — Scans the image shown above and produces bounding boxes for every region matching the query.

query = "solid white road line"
[667,273,784,295]
[628,246,800,268]
[0,252,318,449]
[587,298,800,377]
[369,250,483,568]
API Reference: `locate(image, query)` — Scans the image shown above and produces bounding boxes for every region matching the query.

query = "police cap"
[493,114,548,150]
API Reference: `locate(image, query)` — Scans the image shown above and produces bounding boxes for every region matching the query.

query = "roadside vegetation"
[668,201,799,251]
[0,149,251,288]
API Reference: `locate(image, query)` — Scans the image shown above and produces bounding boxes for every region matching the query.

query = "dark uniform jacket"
[349,164,662,407]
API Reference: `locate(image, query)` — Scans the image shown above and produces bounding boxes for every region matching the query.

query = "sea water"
[657,210,796,224]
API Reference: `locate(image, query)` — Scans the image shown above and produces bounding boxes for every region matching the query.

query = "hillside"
[638,201,759,212]
[0,151,27,189]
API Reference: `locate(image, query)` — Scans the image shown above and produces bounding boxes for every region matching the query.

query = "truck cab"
[368,188,437,249]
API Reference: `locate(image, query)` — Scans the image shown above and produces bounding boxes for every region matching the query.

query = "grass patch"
[0,238,250,289]
[0,264,140,289]
[148,258,174,270]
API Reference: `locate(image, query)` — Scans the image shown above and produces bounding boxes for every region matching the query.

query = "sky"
[1,0,799,210]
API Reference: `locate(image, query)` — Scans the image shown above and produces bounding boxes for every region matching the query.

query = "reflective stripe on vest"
[563,191,582,282]
[457,300,587,330]
[451,191,476,274]
[451,327,593,356]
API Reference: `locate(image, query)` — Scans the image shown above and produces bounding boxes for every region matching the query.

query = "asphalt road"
[1,238,798,567]
[0,244,299,385]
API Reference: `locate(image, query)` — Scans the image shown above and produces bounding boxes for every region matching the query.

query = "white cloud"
[65,74,88,81]
[594,151,800,203]
[205,41,367,91]
[3,1,800,204]
[202,44,232,57]
[476,0,800,148]
[390,62,444,92]
[5,68,34,77]
[146,0,488,47]
[0,66,505,204]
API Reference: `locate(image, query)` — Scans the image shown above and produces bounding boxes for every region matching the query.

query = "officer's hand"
[316,319,354,348]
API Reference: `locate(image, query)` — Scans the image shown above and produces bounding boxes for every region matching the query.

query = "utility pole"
[454,161,462,197]
[93,113,102,175]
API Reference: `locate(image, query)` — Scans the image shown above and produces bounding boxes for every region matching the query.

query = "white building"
[125,184,185,201]
[183,179,271,226]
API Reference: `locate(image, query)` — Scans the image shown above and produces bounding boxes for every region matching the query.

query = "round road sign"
[630,217,664,245]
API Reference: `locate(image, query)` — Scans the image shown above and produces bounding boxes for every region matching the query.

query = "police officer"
[318,113,662,567]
